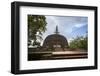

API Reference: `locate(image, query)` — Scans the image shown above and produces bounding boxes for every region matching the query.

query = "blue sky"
[41,15,88,45]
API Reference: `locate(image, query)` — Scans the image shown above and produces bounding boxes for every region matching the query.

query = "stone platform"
[28,50,87,60]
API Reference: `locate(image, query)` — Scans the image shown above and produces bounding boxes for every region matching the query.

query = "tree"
[69,35,88,50]
[28,15,47,47]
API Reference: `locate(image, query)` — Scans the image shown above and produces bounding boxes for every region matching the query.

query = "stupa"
[43,26,68,50]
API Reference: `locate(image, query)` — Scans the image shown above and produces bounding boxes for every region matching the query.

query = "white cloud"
[74,23,86,28]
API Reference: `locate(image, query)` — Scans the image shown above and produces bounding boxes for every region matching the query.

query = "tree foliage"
[69,36,88,50]
[28,15,47,47]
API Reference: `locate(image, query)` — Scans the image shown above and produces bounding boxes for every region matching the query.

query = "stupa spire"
[55,25,59,34]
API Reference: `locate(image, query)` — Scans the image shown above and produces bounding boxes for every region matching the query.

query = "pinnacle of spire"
[55,25,59,34]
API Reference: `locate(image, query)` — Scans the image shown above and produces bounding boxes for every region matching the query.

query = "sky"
[39,15,88,45]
